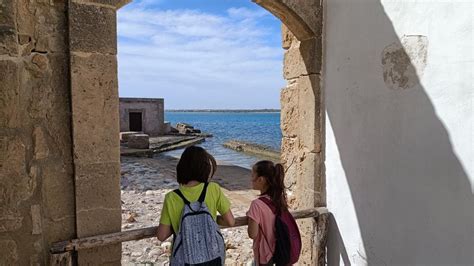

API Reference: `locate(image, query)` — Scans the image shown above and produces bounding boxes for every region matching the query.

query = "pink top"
[246,196,276,265]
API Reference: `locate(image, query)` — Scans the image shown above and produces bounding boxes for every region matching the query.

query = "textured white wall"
[324,1,473,265]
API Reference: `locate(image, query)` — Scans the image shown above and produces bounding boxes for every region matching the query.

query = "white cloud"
[117,5,285,109]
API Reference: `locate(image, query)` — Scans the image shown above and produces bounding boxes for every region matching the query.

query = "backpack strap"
[173,189,191,206]
[258,196,277,215]
[198,182,209,203]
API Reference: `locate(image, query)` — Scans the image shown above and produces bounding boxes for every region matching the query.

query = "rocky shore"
[121,155,258,265]
[223,140,280,161]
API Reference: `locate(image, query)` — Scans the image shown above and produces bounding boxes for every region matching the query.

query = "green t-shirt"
[159,182,231,233]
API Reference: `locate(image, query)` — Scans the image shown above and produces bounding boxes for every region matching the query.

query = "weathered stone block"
[296,151,322,208]
[78,244,121,266]
[254,0,314,41]
[31,205,42,235]
[33,126,50,160]
[0,0,18,55]
[0,240,18,265]
[0,60,20,128]
[70,3,117,54]
[298,218,315,264]
[44,54,74,160]
[0,27,18,55]
[280,85,299,138]
[283,0,323,35]
[41,162,75,222]
[120,131,141,142]
[282,24,297,50]
[75,162,121,216]
[43,218,76,245]
[281,136,298,191]
[16,2,35,38]
[73,0,131,9]
[75,161,121,264]
[128,134,150,149]
[71,53,119,164]
[284,38,322,79]
[0,213,23,233]
[0,1,16,26]
[297,74,322,153]
[36,4,68,53]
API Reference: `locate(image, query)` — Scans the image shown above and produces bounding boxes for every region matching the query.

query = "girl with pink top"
[246,160,288,266]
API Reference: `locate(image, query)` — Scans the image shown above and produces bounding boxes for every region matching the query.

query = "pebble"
[131,252,142,257]
[122,224,133,229]
[149,250,160,257]
[161,242,172,250]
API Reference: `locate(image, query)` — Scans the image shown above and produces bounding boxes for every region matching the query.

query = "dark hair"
[253,160,288,214]
[176,146,217,184]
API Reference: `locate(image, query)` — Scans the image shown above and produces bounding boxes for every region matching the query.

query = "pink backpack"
[259,197,302,265]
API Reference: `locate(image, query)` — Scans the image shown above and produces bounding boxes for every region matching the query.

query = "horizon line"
[165,109,281,112]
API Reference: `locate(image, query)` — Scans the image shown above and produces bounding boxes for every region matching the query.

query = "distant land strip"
[165,109,281,113]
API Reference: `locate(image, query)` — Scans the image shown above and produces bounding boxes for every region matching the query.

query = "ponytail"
[253,161,288,214]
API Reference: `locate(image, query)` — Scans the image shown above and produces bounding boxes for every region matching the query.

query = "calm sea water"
[163,112,282,168]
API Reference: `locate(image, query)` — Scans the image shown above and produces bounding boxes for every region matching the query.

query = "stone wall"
[0,0,75,264]
[69,0,125,264]
[119,98,165,136]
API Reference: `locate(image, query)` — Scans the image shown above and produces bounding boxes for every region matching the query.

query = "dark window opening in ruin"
[129,112,143,132]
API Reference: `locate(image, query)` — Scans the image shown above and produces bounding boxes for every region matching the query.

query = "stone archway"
[0,0,324,264]
[255,0,326,263]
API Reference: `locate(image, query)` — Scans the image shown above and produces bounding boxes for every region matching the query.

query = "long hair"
[176,146,217,184]
[253,160,288,214]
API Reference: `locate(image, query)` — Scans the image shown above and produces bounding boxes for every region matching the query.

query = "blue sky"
[117,0,285,109]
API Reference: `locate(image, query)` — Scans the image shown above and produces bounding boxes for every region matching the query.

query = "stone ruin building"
[1,0,472,265]
[119,97,167,136]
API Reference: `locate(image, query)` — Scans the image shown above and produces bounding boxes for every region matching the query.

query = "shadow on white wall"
[325,0,473,265]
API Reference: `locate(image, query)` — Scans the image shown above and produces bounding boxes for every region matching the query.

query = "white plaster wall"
[324,1,473,265]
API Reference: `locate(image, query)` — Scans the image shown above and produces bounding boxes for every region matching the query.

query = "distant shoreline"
[165,109,280,113]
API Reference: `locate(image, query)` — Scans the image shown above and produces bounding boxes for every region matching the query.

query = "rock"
[128,134,150,149]
[176,123,202,135]
[122,224,133,229]
[131,252,142,257]
[126,212,138,223]
[149,250,160,257]
[145,190,154,196]
[120,131,142,142]
[143,247,151,253]
[160,242,172,251]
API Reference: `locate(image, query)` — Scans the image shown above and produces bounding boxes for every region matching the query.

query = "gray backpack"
[170,182,225,265]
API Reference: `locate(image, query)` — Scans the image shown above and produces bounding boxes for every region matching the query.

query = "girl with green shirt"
[157,146,235,241]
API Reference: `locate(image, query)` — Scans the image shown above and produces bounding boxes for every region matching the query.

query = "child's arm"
[157,194,173,241]
[156,223,173,242]
[215,183,235,227]
[246,200,261,239]
[217,209,235,227]
[247,217,259,239]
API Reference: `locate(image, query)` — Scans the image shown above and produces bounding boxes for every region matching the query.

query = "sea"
[163,112,282,169]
